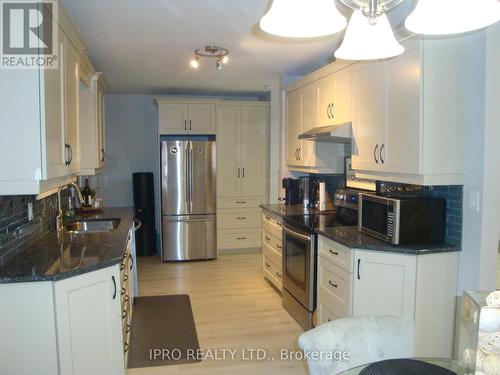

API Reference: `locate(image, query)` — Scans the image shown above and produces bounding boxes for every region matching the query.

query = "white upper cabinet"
[79,72,108,175]
[0,14,90,195]
[157,101,216,134]
[352,37,466,185]
[216,104,269,198]
[317,67,352,127]
[286,90,302,167]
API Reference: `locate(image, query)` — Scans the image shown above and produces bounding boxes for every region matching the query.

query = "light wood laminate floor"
[127,253,308,375]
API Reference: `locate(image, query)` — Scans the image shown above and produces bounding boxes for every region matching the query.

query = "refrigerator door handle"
[189,142,194,213]
[185,146,190,212]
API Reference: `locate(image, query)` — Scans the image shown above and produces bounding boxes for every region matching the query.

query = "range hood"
[298,122,352,143]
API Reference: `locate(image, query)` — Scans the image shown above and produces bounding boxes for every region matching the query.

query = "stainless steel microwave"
[358,193,446,245]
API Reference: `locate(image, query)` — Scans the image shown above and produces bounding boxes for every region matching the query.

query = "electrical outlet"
[468,190,481,213]
[28,202,33,221]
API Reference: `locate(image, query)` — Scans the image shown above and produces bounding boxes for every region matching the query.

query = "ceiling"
[62,0,417,94]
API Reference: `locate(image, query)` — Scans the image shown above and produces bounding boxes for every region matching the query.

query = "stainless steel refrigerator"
[160,137,216,261]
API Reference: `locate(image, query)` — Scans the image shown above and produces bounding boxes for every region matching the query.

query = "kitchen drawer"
[218,209,261,229]
[316,295,346,326]
[263,255,282,290]
[318,235,353,272]
[317,257,352,316]
[218,197,263,209]
[217,229,261,249]
[262,213,282,239]
[262,229,282,255]
[262,242,282,270]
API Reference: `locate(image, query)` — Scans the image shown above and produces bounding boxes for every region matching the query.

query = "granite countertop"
[260,204,460,255]
[0,207,134,283]
[317,226,459,255]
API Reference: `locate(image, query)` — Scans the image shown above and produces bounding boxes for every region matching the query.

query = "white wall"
[99,95,158,211]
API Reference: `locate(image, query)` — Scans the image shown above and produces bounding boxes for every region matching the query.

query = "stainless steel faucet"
[57,182,85,232]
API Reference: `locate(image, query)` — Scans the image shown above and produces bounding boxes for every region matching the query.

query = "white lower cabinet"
[316,235,459,358]
[54,265,125,375]
[261,212,283,290]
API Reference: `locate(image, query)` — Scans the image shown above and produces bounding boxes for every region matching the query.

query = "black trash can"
[133,172,156,256]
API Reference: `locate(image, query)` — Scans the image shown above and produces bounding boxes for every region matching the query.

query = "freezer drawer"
[162,215,216,261]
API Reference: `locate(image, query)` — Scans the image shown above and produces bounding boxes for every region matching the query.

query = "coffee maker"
[282,178,300,205]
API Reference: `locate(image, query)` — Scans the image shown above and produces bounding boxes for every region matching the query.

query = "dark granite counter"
[260,203,330,217]
[317,226,459,255]
[0,207,134,283]
[260,204,460,255]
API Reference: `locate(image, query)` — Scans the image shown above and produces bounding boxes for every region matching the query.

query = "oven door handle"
[283,226,311,242]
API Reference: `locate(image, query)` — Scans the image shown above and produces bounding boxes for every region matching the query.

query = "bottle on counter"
[82,178,93,207]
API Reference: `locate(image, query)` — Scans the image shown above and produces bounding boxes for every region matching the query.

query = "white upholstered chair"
[298,316,415,375]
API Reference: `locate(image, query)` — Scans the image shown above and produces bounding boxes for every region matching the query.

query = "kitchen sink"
[65,218,121,234]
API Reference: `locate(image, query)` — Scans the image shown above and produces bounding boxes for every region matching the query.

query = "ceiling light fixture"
[405,0,500,35]
[259,0,347,38]
[335,10,404,60]
[190,45,229,70]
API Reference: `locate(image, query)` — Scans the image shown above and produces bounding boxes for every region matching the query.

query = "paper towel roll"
[319,182,326,211]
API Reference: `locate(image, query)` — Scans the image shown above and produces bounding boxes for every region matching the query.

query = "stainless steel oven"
[282,223,316,330]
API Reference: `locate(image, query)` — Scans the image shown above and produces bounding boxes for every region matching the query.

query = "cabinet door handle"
[101,148,105,162]
[184,120,186,131]
[237,168,240,178]
[236,237,247,240]
[380,144,385,164]
[236,217,247,220]
[265,262,271,268]
[329,280,338,288]
[265,236,271,241]
[64,144,70,166]
[236,201,246,204]
[112,276,117,299]
[329,249,339,256]
[331,103,335,118]
[374,144,379,164]
[242,168,245,178]
[327,103,331,119]
[357,258,361,280]
[295,148,298,160]
[298,147,301,160]
[276,272,282,279]
[189,120,192,131]
[276,244,282,250]
[129,253,133,271]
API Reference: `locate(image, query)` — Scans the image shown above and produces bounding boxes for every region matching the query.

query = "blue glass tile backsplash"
[427,185,463,246]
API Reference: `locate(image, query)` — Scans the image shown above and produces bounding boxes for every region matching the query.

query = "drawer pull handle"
[265,215,270,220]
[124,294,130,303]
[236,201,246,204]
[124,342,129,353]
[122,310,127,319]
[329,249,339,256]
[236,217,247,220]
[126,324,131,334]
[328,280,338,288]
[277,222,282,227]
[121,287,126,296]
[236,237,247,240]
[123,274,128,282]
[276,272,282,278]
[265,262,271,268]
[276,244,282,249]
[265,236,271,241]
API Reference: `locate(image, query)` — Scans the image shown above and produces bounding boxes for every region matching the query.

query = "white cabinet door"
[286,90,302,166]
[54,265,125,375]
[384,39,422,174]
[42,33,67,180]
[158,103,188,134]
[188,104,216,134]
[299,84,317,167]
[64,35,81,174]
[317,75,335,127]
[353,250,416,320]
[240,106,267,197]
[97,81,106,168]
[333,67,352,125]
[351,62,385,171]
[216,107,241,197]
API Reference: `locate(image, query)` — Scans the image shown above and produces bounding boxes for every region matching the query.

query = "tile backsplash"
[0,194,60,265]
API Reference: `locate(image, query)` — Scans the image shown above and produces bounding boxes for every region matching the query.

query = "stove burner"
[283,211,357,233]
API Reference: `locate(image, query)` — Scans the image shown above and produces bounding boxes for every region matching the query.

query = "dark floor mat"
[128,295,201,368]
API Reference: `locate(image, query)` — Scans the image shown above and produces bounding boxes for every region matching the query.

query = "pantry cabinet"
[0,10,97,195]
[157,102,216,134]
[216,103,269,251]
[351,37,466,185]
[79,72,108,175]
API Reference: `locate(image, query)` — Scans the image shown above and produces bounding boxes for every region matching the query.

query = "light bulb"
[216,59,223,70]
[335,11,404,61]
[190,57,199,69]
[405,0,500,35]
[221,55,229,64]
[259,0,347,38]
